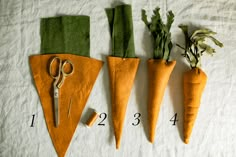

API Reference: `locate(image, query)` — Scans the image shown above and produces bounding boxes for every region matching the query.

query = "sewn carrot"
[177,25,223,144]
[106,5,140,149]
[147,59,176,143]
[107,56,140,149]
[142,7,175,143]
[183,68,207,144]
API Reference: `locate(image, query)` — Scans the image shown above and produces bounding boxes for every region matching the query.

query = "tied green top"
[40,16,90,57]
[106,4,136,58]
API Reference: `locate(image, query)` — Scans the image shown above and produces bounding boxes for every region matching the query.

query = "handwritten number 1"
[30,114,35,127]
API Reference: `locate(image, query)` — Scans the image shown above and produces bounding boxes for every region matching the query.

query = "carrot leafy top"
[177,25,223,69]
[142,7,174,61]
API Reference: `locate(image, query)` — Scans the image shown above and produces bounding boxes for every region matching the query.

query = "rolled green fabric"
[40,16,90,57]
[106,4,136,58]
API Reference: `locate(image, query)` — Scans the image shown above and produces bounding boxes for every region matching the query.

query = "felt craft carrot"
[177,25,223,144]
[29,16,104,157]
[142,7,176,143]
[106,4,140,149]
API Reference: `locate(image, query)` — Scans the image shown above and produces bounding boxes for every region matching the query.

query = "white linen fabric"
[0,0,235,157]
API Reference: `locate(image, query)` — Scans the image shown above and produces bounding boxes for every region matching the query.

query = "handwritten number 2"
[98,113,107,126]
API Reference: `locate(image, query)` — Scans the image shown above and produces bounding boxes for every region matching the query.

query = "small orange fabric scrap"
[86,110,99,128]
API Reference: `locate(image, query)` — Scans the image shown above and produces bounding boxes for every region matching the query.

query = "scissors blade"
[53,87,59,127]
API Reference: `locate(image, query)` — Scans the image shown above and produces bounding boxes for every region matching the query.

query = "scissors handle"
[61,60,74,76]
[49,57,74,88]
[49,57,62,79]
[57,59,74,88]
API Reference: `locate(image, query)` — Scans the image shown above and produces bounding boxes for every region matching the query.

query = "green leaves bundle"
[106,4,136,58]
[40,16,90,57]
[177,25,223,68]
[142,8,174,61]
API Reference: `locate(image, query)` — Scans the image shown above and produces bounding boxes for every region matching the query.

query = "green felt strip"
[106,4,136,58]
[40,16,90,57]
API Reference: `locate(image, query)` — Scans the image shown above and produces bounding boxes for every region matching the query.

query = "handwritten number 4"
[170,113,178,125]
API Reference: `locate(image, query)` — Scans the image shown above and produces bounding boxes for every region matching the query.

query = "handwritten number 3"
[132,113,141,126]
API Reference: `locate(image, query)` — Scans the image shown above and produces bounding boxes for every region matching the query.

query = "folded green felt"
[40,16,90,57]
[106,4,136,58]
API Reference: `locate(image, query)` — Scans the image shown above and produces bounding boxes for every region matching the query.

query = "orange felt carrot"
[177,25,223,144]
[106,5,140,149]
[183,68,207,144]
[148,59,176,143]
[142,7,175,143]
[107,56,140,149]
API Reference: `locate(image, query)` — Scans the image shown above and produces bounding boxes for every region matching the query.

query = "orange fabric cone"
[107,56,140,149]
[147,59,176,143]
[183,68,207,144]
[29,54,103,157]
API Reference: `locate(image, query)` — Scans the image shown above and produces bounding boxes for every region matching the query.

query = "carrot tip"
[149,140,154,144]
[116,145,120,149]
[116,140,121,149]
[149,136,155,143]
[184,138,190,144]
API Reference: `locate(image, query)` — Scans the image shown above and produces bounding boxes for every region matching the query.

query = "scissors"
[49,56,74,127]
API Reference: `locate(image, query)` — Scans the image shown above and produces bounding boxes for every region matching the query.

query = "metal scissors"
[49,56,74,127]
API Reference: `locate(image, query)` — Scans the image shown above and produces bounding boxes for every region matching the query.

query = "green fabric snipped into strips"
[106,4,136,58]
[40,16,90,57]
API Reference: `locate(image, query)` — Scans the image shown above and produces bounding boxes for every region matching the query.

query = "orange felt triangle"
[29,54,103,157]
[107,56,140,149]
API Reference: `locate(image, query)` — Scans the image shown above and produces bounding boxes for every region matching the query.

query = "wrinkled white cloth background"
[0,0,236,157]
